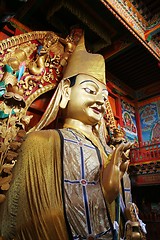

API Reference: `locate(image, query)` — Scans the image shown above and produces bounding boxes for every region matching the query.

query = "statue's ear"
[60,79,71,109]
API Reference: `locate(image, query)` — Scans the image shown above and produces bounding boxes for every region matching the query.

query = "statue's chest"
[60,128,102,182]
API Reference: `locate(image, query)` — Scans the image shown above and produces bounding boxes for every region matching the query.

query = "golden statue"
[0,31,145,240]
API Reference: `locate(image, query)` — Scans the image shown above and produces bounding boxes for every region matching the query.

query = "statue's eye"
[83,88,96,95]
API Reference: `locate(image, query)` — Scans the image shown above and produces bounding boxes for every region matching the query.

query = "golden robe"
[0,130,69,240]
[0,129,115,240]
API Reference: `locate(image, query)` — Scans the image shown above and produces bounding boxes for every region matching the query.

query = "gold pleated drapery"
[0,130,69,240]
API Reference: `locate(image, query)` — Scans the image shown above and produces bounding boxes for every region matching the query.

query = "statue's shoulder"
[23,129,59,146]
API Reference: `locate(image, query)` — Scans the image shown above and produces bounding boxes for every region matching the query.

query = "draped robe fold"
[0,130,69,240]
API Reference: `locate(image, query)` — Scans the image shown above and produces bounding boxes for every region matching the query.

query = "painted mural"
[121,99,138,142]
[139,100,160,142]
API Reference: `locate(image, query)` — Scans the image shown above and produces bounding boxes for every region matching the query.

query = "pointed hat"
[63,35,106,84]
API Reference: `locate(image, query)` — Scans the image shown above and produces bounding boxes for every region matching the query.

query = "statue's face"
[66,74,108,125]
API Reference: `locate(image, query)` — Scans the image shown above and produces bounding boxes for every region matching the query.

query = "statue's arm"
[102,142,131,203]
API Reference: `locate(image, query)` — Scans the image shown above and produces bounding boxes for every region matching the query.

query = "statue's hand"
[117,141,133,175]
[112,141,133,171]
[102,141,133,203]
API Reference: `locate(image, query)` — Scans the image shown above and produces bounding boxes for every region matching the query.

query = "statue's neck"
[63,118,110,167]
[63,118,93,136]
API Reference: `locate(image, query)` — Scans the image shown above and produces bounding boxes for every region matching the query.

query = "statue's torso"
[0,129,113,240]
[60,128,113,239]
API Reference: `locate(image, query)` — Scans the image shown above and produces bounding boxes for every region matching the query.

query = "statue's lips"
[90,107,101,114]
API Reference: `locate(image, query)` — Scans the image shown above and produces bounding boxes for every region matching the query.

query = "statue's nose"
[95,92,104,105]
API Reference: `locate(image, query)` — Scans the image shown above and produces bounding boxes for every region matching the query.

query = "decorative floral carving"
[0,99,29,202]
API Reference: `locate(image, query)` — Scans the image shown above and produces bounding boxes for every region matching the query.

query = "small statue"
[124,202,147,240]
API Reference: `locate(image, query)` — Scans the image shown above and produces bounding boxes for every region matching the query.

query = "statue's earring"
[60,79,71,109]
